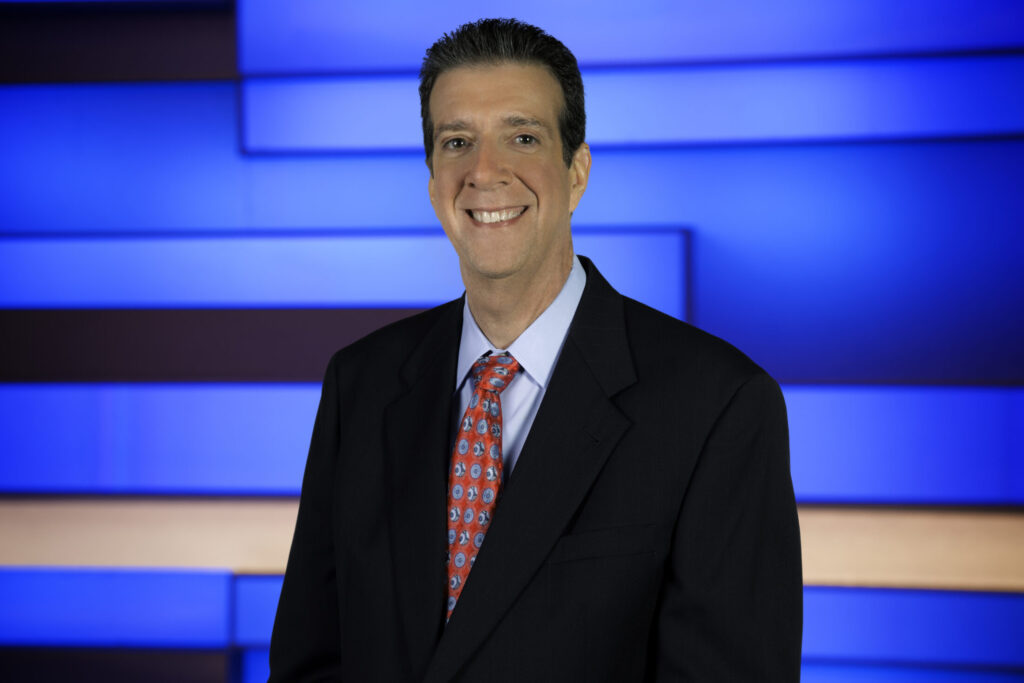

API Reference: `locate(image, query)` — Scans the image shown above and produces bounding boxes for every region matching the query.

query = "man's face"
[428,63,590,288]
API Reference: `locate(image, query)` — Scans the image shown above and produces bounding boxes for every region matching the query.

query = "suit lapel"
[383,300,463,676]
[424,259,637,682]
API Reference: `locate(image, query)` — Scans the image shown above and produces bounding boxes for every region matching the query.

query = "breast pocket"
[546,523,667,565]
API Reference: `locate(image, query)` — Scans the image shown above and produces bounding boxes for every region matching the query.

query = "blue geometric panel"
[0,384,318,495]
[804,587,1024,668]
[786,386,1024,504]
[243,75,419,152]
[243,56,1024,152]
[0,568,232,648]
[234,575,284,647]
[0,230,688,317]
[0,83,273,234]
[238,0,1024,74]
[580,143,1024,384]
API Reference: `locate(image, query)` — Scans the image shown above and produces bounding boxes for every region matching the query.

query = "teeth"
[471,207,524,224]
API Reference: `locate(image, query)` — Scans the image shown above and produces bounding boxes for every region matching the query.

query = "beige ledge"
[0,499,1021,591]
[798,505,1024,592]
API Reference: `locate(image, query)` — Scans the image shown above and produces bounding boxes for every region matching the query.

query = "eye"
[442,137,468,150]
[514,134,538,145]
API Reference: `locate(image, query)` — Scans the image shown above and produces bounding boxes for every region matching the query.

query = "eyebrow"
[433,115,551,140]
[504,115,548,131]
[434,119,472,139]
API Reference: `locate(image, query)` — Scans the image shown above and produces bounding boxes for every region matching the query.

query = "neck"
[465,254,573,349]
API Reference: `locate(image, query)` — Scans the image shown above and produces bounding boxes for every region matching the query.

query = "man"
[270,18,801,682]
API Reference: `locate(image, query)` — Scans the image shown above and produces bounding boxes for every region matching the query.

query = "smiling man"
[270,18,802,682]
[426,59,589,350]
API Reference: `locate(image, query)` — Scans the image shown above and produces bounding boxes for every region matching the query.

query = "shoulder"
[621,296,777,407]
[574,255,776,407]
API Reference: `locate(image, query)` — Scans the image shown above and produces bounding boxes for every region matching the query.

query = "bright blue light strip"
[237,0,1024,74]
[804,587,1024,668]
[243,75,419,151]
[234,576,283,647]
[0,567,232,648]
[242,56,1024,152]
[786,386,1024,504]
[0,384,317,495]
[0,230,686,316]
[1,385,1019,500]
[585,57,1024,146]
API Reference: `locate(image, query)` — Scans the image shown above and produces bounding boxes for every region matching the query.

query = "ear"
[568,142,591,213]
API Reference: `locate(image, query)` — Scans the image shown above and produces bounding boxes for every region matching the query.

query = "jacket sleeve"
[268,354,344,682]
[651,372,803,681]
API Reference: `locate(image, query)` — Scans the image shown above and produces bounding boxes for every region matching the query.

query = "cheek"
[432,174,461,205]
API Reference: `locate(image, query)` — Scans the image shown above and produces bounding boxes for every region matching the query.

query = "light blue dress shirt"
[454,255,587,477]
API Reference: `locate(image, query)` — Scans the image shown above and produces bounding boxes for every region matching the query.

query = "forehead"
[429,62,564,130]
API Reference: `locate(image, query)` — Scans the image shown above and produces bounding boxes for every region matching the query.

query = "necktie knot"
[470,353,520,395]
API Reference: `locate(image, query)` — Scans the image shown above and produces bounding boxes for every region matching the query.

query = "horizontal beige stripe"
[1,500,1022,591]
[0,499,298,574]
[799,506,1024,592]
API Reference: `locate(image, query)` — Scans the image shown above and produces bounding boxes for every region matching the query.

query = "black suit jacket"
[269,257,802,682]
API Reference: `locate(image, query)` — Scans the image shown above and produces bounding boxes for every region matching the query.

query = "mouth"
[465,206,527,225]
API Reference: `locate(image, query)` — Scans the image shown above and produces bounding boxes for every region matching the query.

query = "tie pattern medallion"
[446,352,520,620]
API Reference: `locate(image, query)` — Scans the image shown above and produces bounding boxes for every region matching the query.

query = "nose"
[465,140,510,190]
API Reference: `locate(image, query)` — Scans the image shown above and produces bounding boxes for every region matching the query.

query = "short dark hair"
[419,18,586,168]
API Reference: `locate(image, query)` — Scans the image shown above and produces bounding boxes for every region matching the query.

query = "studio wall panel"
[804,587,1024,668]
[0,499,299,573]
[238,0,1024,74]
[234,575,283,647]
[0,0,237,84]
[0,230,688,316]
[582,142,1024,384]
[0,568,232,648]
[0,384,317,495]
[0,308,422,382]
[786,386,1023,504]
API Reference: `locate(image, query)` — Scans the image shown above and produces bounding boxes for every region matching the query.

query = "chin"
[462,254,525,282]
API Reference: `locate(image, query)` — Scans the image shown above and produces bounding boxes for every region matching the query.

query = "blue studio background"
[0,1,1022,681]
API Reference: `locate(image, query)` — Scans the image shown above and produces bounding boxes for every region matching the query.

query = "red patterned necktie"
[445,352,521,620]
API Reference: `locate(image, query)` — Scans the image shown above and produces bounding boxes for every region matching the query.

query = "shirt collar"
[456,254,587,391]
